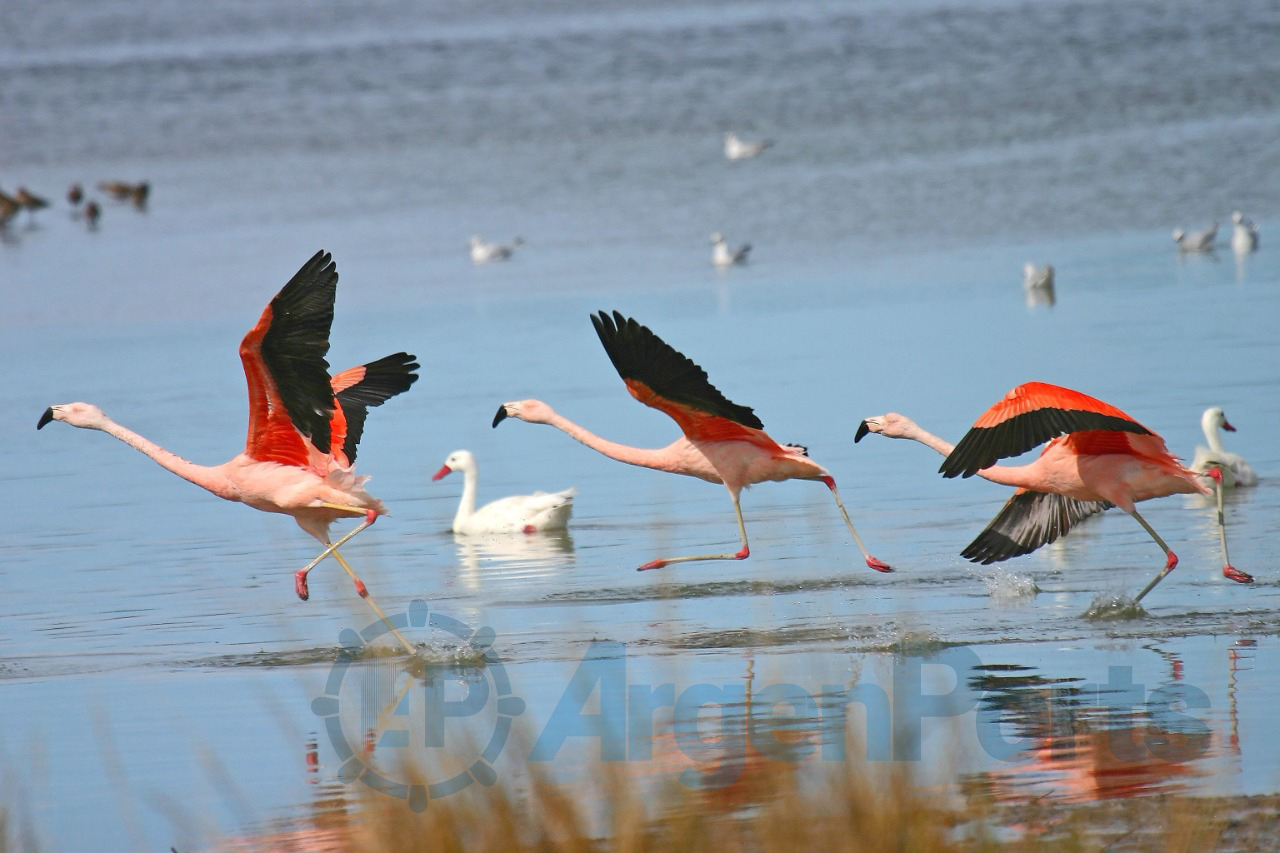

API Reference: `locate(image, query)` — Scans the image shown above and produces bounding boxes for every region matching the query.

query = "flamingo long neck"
[1202,413,1225,453]
[97,417,237,501]
[453,464,480,529]
[545,413,685,474]
[900,419,1030,488]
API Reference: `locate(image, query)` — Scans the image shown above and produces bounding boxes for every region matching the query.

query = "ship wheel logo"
[311,599,526,810]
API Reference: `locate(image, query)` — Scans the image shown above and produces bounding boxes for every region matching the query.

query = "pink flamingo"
[493,310,890,573]
[38,250,420,652]
[855,382,1253,602]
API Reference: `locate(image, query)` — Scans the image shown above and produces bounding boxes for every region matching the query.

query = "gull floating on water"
[711,232,751,267]
[724,132,773,161]
[1191,407,1257,488]
[1172,223,1217,252]
[469,235,524,265]
[1231,211,1259,254]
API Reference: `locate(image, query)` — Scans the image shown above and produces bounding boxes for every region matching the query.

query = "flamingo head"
[433,449,475,481]
[493,400,556,428]
[854,413,917,442]
[38,402,107,431]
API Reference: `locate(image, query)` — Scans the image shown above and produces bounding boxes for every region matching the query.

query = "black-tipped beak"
[1223,420,1237,432]
[492,405,509,428]
[37,407,55,430]
[854,420,870,443]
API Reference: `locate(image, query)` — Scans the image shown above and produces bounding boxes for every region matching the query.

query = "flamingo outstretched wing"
[330,352,420,465]
[941,382,1153,479]
[590,311,777,448]
[961,489,1113,564]
[240,250,338,469]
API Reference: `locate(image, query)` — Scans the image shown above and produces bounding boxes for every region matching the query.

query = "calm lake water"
[3,0,1279,849]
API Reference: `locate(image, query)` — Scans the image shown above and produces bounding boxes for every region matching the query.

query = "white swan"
[469,235,524,265]
[1173,223,1217,252]
[712,232,751,267]
[1191,407,1257,487]
[1022,262,1055,308]
[433,449,575,533]
[724,132,773,161]
[1231,211,1259,254]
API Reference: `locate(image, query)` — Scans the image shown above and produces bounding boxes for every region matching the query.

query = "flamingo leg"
[1130,508,1178,604]
[295,512,377,599]
[330,551,417,656]
[820,476,891,573]
[1207,468,1254,585]
[637,496,751,571]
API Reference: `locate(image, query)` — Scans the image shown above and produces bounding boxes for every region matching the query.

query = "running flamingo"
[38,250,420,652]
[855,382,1252,602]
[493,310,890,573]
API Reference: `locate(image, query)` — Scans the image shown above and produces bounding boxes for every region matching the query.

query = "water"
[2,0,1279,848]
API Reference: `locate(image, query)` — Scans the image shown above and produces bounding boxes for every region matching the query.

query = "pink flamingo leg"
[1131,508,1180,604]
[637,496,752,571]
[1205,469,1255,585]
[821,477,891,573]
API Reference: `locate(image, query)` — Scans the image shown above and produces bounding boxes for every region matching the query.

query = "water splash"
[1082,594,1148,621]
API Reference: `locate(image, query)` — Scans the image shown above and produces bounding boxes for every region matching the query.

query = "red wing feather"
[940,382,1155,479]
[240,251,339,470]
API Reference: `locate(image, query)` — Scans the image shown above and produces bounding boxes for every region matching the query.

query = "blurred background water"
[2,0,1279,849]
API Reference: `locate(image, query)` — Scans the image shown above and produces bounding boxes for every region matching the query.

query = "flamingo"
[37,250,420,653]
[432,449,576,534]
[855,382,1253,601]
[493,310,890,573]
[724,132,773,161]
[1231,211,1259,254]
[712,232,752,268]
[1190,407,1257,487]
[1172,223,1217,252]
[469,235,524,265]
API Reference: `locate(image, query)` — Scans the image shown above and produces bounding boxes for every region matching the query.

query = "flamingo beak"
[1222,419,1237,432]
[37,407,56,429]
[431,465,453,481]
[854,420,871,443]
[492,405,509,428]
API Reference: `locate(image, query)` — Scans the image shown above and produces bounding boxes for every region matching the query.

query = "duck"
[711,232,752,267]
[1191,407,1257,487]
[469,235,523,265]
[433,449,575,533]
[1172,223,1217,252]
[1231,211,1259,254]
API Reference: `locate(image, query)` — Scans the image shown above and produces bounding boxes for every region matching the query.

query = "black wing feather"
[336,352,420,463]
[960,491,1113,564]
[590,310,763,430]
[941,410,1151,479]
[260,250,338,451]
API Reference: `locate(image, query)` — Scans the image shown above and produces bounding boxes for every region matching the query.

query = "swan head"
[38,402,107,430]
[1203,407,1235,433]
[469,236,484,248]
[1232,211,1244,225]
[1172,229,1185,243]
[710,232,725,245]
[433,449,476,481]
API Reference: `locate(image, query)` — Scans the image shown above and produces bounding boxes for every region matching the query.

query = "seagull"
[469,235,524,265]
[1173,223,1217,252]
[712,232,752,267]
[724,132,773,161]
[1231,211,1259,254]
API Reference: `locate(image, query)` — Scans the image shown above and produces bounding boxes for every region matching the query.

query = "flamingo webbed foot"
[294,570,310,601]
[1223,565,1254,584]
[734,546,749,560]
[637,559,668,572]
[866,556,892,573]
